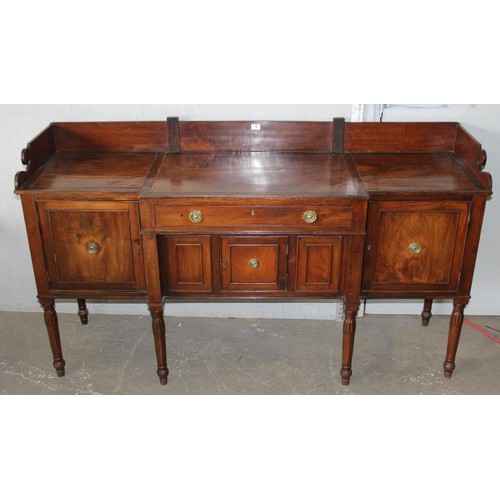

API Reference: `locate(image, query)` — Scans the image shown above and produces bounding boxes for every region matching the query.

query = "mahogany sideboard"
[15,118,493,387]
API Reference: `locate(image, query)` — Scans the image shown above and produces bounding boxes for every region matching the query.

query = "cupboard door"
[164,236,212,292]
[221,236,288,291]
[37,201,145,291]
[362,201,470,293]
[296,236,342,292]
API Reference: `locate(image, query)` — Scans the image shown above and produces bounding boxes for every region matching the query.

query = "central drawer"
[151,204,353,231]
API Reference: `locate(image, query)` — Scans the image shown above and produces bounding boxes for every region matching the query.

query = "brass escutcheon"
[189,209,203,224]
[408,241,423,255]
[86,241,99,255]
[248,258,259,269]
[303,210,317,223]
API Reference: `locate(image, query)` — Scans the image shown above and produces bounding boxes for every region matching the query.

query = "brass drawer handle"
[189,210,204,224]
[248,258,260,269]
[86,241,100,255]
[303,210,317,224]
[408,242,423,255]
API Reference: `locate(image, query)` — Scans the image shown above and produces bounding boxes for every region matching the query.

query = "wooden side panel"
[179,121,333,152]
[455,125,492,193]
[362,201,470,293]
[142,233,162,304]
[455,125,483,171]
[53,122,168,152]
[345,123,457,152]
[15,124,56,191]
[296,236,342,292]
[21,196,51,295]
[457,195,488,297]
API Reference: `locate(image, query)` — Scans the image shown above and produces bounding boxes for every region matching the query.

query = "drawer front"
[362,201,470,293]
[37,201,145,291]
[221,236,288,291]
[152,204,353,231]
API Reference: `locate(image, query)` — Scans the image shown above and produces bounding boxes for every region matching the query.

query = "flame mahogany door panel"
[37,201,145,291]
[362,201,470,293]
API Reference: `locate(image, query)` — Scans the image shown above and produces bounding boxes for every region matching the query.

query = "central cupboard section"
[158,234,345,297]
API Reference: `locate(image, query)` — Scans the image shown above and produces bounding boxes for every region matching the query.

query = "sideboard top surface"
[147,152,365,198]
[25,152,157,193]
[351,152,485,194]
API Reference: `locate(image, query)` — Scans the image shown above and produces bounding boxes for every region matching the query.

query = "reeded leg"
[149,304,169,385]
[421,298,433,327]
[39,298,66,377]
[443,300,468,379]
[340,304,359,386]
[77,298,89,325]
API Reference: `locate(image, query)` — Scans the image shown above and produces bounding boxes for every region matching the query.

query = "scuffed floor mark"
[214,352,274,390]
[203,358,227,394]
[68,366,102,395]
[0,361,54,389]
[113,330,147,394]
[0,361,103,395]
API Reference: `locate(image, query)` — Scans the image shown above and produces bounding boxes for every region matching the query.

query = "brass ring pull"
[303,210,317,224]
[189,210,204,224]
[86,241,99,255]
[248,258,260,269]
[408,242,423,255]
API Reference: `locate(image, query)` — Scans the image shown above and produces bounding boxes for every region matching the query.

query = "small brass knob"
[303,210,317,224]
[248,258,259,269]
[86,241,99,255]
[189,210,203,224]
[408,242,423,255]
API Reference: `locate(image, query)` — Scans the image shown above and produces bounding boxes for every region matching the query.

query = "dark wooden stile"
[167,117,180,153]
[333,117,345,153]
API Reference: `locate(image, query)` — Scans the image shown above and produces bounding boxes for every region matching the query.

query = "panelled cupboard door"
[221,236,288,291]
[362,201,470,293]
[296,236,342,292]
[164,236,212,292]
[37,201,146,291]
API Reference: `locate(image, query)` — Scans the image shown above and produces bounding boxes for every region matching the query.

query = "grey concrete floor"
[1,311,499,394]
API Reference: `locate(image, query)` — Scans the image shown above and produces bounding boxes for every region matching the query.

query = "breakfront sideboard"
[15,118,492,387]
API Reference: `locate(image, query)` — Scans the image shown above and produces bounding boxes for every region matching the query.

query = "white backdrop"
[1,104,498,318]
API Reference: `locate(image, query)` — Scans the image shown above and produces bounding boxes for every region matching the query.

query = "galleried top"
[15,118,492,198]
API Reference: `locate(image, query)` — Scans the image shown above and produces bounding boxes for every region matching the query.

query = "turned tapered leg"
[443,300,468,379]
[39,298,66,377]
[149,304,169,385]
[340,304,359,386]
[421,298,433,327]
[77,298,89,325]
